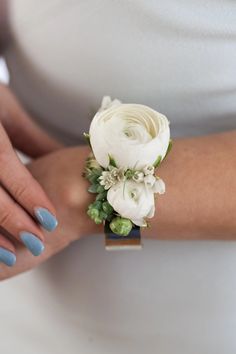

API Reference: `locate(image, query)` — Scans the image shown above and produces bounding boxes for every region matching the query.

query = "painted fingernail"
[34,207,58,231]
[0,247,16,266]
[20,232,45,256]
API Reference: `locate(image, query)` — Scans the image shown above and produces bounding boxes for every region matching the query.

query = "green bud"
[109,217,133,236]
[125,169,134,179]
[102,201,113,214]
[87,208,100,219]
[94,216,103,224]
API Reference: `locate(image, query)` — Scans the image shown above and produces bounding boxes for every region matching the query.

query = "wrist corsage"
[83,96,172,250]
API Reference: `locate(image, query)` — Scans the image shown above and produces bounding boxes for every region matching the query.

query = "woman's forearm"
[1,131,235,280]
[143,130,236,240]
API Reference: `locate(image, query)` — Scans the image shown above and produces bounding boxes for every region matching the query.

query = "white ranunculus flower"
[89,96,170,169]
[107,180,155,227]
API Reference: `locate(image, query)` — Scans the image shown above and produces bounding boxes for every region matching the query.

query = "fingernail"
[0,247,16,266]
[34,207,58,231]
[20,232,45,256]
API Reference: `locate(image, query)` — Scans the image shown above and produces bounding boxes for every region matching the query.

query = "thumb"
[0,85,63,157]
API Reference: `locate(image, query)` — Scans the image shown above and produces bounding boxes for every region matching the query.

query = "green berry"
[109,217,133,236]
[94,217,103,224]
[87,207,99,219]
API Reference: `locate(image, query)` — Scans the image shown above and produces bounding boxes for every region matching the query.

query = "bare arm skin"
[143,130,236,240]
[0,130,235,280]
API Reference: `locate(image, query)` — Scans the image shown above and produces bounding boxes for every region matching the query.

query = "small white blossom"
[144,174,156,188]
[133,171,144,183]
[153,178,165,194]
[99,167,124,190]
[143,165,155,176]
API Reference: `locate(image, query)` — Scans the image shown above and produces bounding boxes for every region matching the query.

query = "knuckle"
[60,184,81,209]
[0,207,14,228]
[13,182,30,201]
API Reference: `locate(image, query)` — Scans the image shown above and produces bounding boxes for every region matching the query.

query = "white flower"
[132,171,144,183]
[144,174,156,188]
[153,178,165,194]
[99,171,116,190]
[89,96,170,169]
[107,180,155,227]
[143,165,155,176]
[99,167,124,190]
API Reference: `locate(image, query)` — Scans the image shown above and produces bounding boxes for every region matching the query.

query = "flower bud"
[109,217,133,236]
[87,204,100,219]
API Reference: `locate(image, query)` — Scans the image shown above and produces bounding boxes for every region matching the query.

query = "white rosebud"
[144,174,156,188]
[107,180,155,227]
[153,178,165,194]
[89,97,170,169]
[143,165,155,176]
[133,171,144,183]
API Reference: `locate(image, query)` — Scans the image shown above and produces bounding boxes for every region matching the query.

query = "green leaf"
[99,211,108,220]
[93,201,102,209]
[153,155,162,168]
[163,139,173,161]
[96,185,105,193]
[108,154,117,167]
[102,201,114,214]
[83,132,91,147]
[96,191,107,201]
[88,184,99,193]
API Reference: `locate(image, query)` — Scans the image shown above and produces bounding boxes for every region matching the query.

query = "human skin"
[0,84,62,261]
[0,130,235,280]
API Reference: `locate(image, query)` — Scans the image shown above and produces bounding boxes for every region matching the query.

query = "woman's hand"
[0,146,101,280]
[0,84,61,266]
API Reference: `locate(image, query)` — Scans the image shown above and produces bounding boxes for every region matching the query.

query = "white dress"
[1,1,236,353]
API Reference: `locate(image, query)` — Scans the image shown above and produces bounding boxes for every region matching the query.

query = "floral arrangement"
[83,96,172,237]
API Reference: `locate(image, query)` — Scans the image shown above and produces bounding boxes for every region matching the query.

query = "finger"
[0,124,58,231]
[0,234,16,267]
[0,84,62,156]
[0,185,45,256]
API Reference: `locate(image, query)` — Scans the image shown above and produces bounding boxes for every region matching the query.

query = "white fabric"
[1,1,236,353]
[0,57,9,84]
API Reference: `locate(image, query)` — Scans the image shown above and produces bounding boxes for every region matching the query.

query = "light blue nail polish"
[0,247,16,266]
[20,232,45,256]
[34,208,58,231]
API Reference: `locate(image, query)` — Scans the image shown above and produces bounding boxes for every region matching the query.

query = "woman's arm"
[144,130,236,240]
[0,130,235,280]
